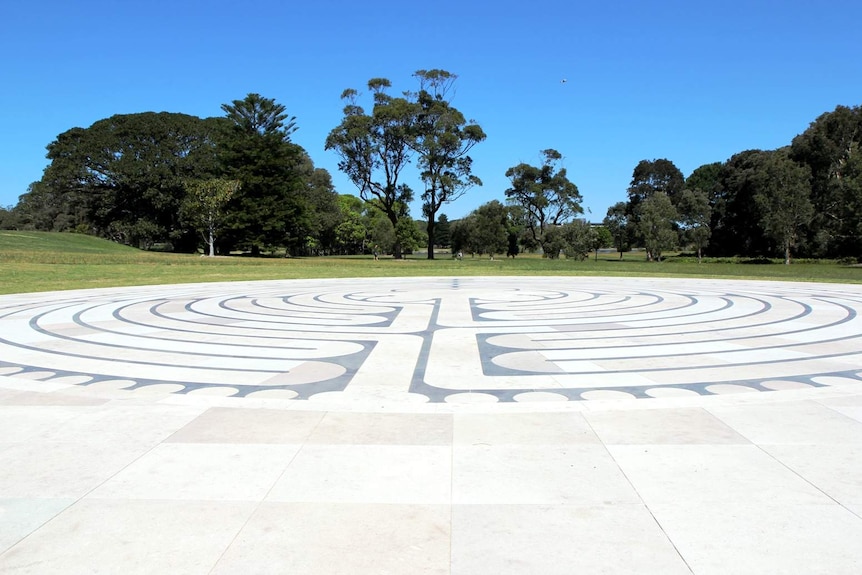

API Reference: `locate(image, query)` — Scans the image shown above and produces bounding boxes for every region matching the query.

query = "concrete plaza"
[1,276,861,573]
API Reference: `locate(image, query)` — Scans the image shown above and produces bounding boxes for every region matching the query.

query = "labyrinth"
[2,276,862,406]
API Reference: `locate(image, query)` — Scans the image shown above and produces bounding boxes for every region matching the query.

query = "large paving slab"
[1,276,861,573]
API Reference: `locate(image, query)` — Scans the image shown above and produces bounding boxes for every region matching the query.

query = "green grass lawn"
[1,231,860,295]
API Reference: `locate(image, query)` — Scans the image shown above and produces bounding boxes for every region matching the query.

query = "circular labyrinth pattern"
[1,277,861,407]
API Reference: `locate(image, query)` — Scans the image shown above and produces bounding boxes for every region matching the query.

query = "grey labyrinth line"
[407,284,862,402]
[4,279,862,403]
[0,352,372,399]
[0,292,384,399]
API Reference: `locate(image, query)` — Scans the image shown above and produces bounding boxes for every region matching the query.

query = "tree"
[505,149,583,258]
[24,112,225,249]
[395,216,425,255]
[471,200,509,258]
[219,94,310,255]
[221,92,297,137]
[790,105,862,257]
[411,69,486,259]
[505,205,523,257]
[560,220,595,261]
[676,188,711,262]
[435,213,451,248]
[626,159,685,251]
[638,193,678,261]
[334,195,368,255]
[627,158,686,208]
[685,162,723,199]
[591,226,613,261]
[603,202,629,259]
[14,180,84,232]
[0,205,20,230]
[449,216,477,255]
[182,178,240,256]
[326,79,415,258]
[505,203,535,253]
[296,162,340,256]
[754,150,814,264]
[711,150,772,256]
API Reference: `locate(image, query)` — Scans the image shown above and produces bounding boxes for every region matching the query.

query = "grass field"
[1,231,860,295]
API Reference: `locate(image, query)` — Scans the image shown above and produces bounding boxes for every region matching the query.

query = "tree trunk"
[426,218,436,260]
[208,227,215,257]
[386,213,403,259]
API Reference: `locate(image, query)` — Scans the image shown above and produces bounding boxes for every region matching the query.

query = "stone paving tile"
[0,440,155,499]
[707,400,862,444]
[0,499,255,574]
[583,407,751,444]
[0,498,74,554]
[452,444,640,505]
[89,443,301,501]
[453,411,600,445]
[0,388,107,406]
[211,503,450,575]
[2,278,862,573]
[306,411,453,445]
[760,443,862,507]
[0,406,89,443]
[165,407,324,444]
[451,504,692,575]
[267,444,451,505]
[607,444,835,507]
[648,502,862,574]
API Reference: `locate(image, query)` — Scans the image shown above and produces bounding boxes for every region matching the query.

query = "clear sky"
[2,0,860,221]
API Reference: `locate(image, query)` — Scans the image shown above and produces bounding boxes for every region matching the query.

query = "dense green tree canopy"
[471,200,509,258]
[559,219,594,261]
[791,105,862,256]
[24,112,226,249]
[754,149,814,264]
[221,93,297,138]
[638,193,678,261]
[219,94,314,254]
[627,158,685,208]
[504,149,583,257]
[603,201,629,259]
[676,188,711,262]
[709,150,772,256]
[16,96,328,256]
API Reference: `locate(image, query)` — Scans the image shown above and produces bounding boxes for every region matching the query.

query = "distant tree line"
[1,79,859,263]
[602,105,862,264]
[5,96,345,256]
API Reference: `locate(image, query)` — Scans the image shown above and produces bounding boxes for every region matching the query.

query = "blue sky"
[2,0,860,221]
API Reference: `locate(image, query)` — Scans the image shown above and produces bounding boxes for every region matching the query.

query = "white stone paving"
[1,276,861,573]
